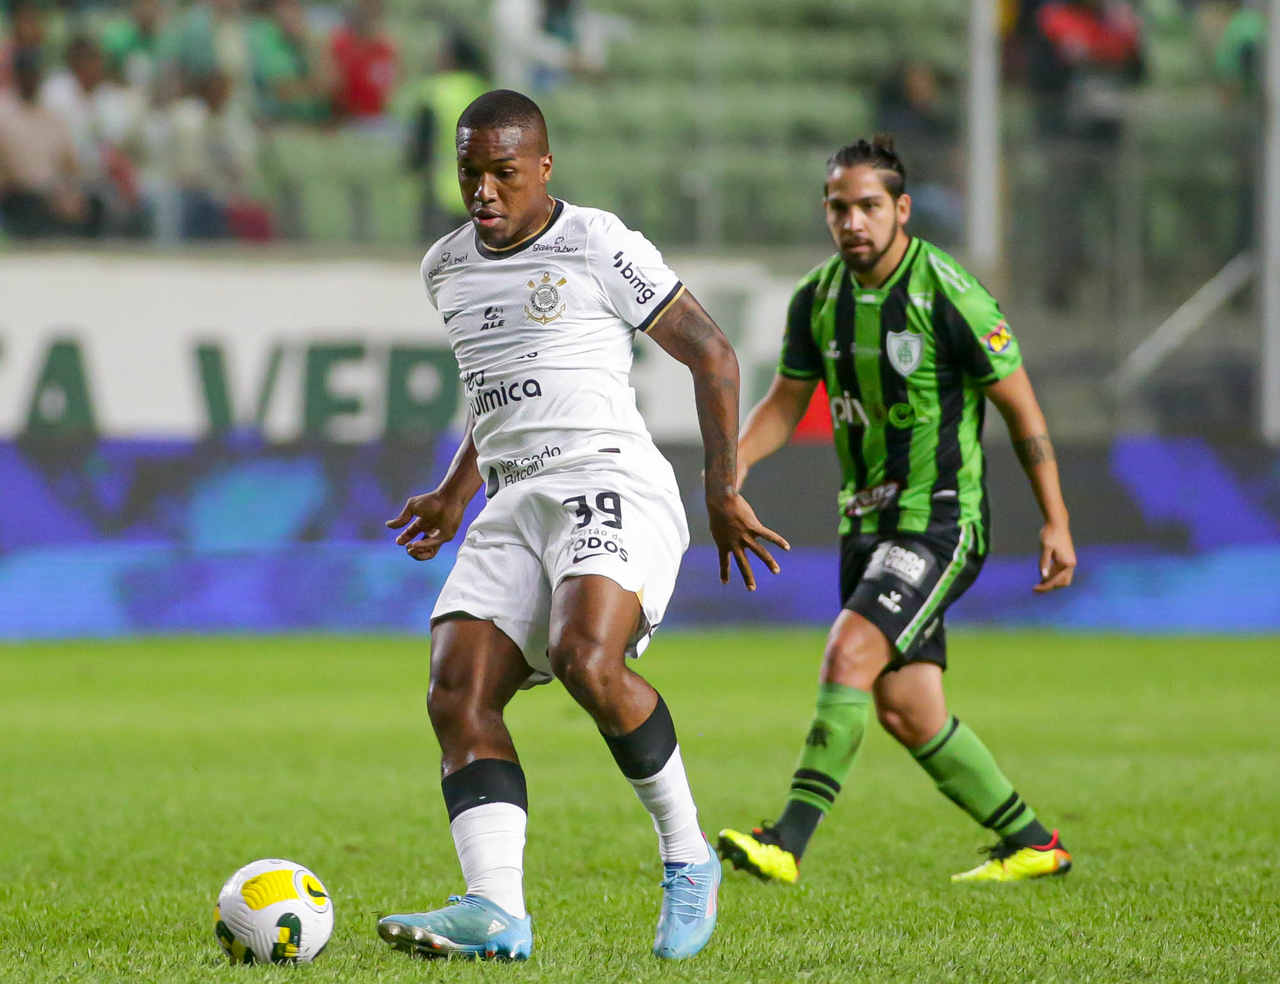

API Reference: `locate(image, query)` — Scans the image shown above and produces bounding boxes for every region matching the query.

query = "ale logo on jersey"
[525,272,567,324]
[886,329,924,377]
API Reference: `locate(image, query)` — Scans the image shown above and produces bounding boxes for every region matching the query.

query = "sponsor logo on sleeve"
[428,250,469,278]
[927,252,971,293]
[982,321,1013,354]
[611,251,657,305]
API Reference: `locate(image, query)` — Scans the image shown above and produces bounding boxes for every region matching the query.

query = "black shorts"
[839,525,984,671]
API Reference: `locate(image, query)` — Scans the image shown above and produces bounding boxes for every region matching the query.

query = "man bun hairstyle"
[825,134,907,198]
[457,88,549,153]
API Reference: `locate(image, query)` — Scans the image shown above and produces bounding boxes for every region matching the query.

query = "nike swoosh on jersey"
[441,309,463,324]
[572,552,611,563]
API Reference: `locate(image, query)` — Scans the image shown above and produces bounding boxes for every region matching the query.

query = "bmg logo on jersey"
[611,251,657,305]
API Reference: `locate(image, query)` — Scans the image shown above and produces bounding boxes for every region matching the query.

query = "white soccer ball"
[214,858,334,964]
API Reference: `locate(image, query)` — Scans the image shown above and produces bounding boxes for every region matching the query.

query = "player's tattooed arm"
[645,290,740,495]
[984,367,1076,592]
[647,291,790,590]
[385,414,482,561]
[1013,434,1055,468]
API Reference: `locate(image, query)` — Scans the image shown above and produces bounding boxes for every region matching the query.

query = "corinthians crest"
[886,328,924,376]
[524,272,567,325]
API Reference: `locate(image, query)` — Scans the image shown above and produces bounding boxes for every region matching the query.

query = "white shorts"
[431,466,690,685]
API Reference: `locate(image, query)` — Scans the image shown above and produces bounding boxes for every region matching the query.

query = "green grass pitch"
[2,629,1277,982]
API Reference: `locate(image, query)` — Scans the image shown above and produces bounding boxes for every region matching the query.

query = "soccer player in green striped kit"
[717,136,1077,883]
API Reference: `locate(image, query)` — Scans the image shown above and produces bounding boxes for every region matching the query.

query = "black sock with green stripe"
[774,682,872,859]
[911,715,1053,848]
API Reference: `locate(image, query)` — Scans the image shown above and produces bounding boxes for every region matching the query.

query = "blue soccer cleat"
[377,894,532,960]
[652,837,722,960]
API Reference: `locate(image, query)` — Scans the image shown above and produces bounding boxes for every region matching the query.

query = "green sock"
[775,683,872,858]
[912,715,1047,844]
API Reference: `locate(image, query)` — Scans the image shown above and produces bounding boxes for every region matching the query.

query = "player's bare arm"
[386,415,483,562]
[646,290,791,590]
[736,375,820,489]
[984,367,1077,592]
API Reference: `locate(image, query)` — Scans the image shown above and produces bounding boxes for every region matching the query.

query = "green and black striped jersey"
[779,237,1021,549]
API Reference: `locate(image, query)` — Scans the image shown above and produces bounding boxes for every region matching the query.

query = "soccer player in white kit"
[377,90,788,961]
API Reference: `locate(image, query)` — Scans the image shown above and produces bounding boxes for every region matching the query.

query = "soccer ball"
[214,859,334,964]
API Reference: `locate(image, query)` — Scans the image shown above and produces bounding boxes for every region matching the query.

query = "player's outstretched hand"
[386,491,466,562]
[1034,520,1076,592]
[707,491,790,591]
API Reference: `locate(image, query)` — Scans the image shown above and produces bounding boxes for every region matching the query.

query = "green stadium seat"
[47,0,1222,254]
[586,0,699,27]
[543,85,701,148]
[714,85,873,147]
[1146,35,1212,86]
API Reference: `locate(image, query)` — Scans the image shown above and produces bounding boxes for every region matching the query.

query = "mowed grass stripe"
[1,631,1276,982]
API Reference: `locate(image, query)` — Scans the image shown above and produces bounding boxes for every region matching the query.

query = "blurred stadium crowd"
[0,0,1265,254]
[0,0,631,242]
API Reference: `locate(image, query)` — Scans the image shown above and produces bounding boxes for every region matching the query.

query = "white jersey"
[421,199,685,497]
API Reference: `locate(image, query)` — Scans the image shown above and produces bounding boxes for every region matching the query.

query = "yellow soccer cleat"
[716,826,800,885]
[951,830,1072,883]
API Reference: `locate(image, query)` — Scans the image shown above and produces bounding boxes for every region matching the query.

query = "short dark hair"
[457,89,548,153]
[825,134,907,198]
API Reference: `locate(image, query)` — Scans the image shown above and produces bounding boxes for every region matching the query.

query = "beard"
[841,217,899,273]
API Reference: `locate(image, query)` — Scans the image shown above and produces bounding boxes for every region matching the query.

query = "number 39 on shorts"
[562,491,623,529]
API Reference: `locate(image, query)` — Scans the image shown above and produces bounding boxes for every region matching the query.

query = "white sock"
[628,745,710,865]
[449,802,527,919]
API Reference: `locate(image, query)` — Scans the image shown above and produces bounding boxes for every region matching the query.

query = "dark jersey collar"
[473,199,565,260]
[849,236,920,296]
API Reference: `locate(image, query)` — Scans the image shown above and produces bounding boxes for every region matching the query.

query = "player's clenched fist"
[386,492,466,561]
[707,491,790,592]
